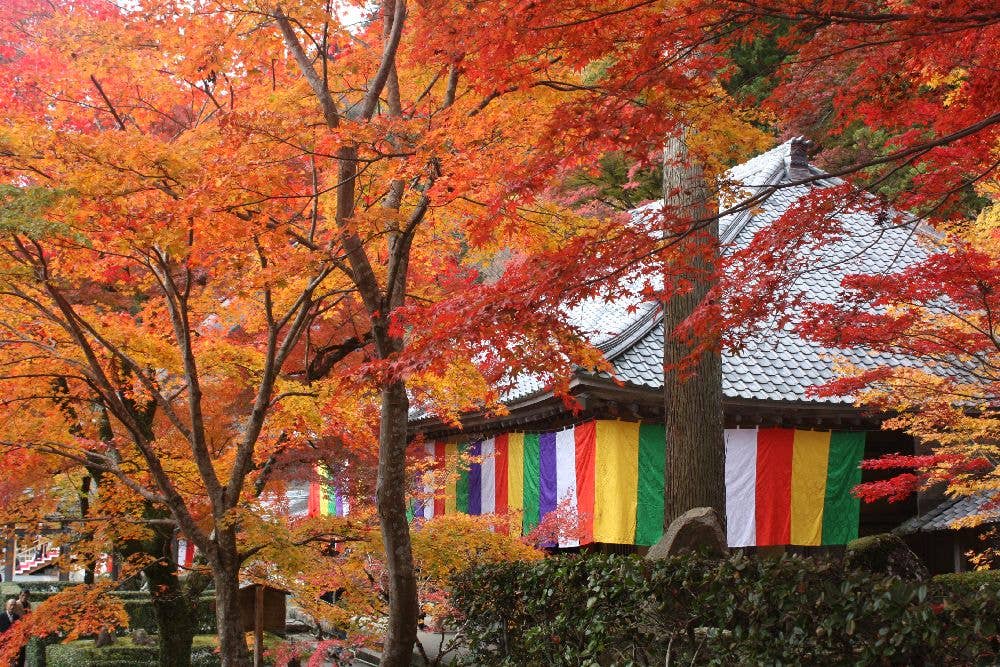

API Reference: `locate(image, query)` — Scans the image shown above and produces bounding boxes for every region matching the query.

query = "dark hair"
[17,590,28,599]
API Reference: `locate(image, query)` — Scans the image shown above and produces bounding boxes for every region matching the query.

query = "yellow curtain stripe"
[507,433,525,533]
[790,429,832,546]
[594,421,640,544]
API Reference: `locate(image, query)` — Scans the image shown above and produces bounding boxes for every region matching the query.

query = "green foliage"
[561,152,661,211]
[45,635,223,667]
[933,569,1000,597]
[26,634,60,667]
[452,552,1000,666]
[451,554,651,665]
[119,594,216,634]
[1,581,78,597]
[0,185,76,240]
[722,20,792,104]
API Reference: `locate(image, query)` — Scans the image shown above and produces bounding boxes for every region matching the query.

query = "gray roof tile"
[501,140,931,406]
[896,492,1000,534]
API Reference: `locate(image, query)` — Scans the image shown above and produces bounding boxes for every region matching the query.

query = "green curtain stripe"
[635,423,667,546]
[821,431,866,545]
[522,433,541,534]
[456,443,470,514]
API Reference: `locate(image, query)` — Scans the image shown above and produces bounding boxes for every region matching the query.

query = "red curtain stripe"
[755,428,795,545]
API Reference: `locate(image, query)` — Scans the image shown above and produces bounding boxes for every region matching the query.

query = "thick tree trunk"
[377,380,419,666]
[212,531,251,667]
[661,134,727,529]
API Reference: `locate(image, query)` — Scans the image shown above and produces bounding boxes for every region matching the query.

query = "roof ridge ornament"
[788,136,815,182]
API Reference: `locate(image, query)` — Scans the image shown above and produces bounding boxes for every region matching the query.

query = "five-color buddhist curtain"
[414,421,865,548]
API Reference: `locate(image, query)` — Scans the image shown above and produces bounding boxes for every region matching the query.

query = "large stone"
[646,507,727,560]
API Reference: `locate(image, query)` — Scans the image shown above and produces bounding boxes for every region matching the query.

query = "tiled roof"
[896,492,1000,534]
[503,140,931,406]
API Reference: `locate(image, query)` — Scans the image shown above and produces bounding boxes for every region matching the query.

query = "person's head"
[4,598,14,614]
[17,591,28,602]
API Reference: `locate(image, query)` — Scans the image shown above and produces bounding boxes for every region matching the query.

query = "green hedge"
[120,594,216,634]
[14,589,215,666]
[0,581,78,598]
[452,553,1000,666]
[45,634,284,667]
[933,569,1000,596]
[26,635,61,667]
[10,589,216,635]
[46,635,222,667]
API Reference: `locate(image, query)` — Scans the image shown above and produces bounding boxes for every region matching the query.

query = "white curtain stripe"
[724,428,758,547]
[555,428,579,547]
[481,437,496,515]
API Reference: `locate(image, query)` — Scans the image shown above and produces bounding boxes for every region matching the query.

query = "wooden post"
[253,584,264,667]
[3,538,14,582]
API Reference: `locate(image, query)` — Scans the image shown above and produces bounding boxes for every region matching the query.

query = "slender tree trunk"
[120,506,199,667]
[212,531,251,667]
[377,380,419,666]
[79,474,96,585]
[145,550,197,667]
[662,134,726,529]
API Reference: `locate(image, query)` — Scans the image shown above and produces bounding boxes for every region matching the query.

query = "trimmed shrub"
[46,635,223,667]
[932,569,1000,596]
[0,581,78,599]
[452,552,1000,666]
[451,554,654,665]
[16,590,214,665]
[25,634,60,667]
[120,594,216,634]
[45,634,284,667]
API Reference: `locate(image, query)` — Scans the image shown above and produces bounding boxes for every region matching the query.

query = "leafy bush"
[25,634,60,667]
[120,594,216,634]
[452,552,1000,666]
[452,555,653,665]
[0,581,78,601]
[932,569,1000,596]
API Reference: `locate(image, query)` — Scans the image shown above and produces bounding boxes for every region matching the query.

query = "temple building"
[406,139,957,564]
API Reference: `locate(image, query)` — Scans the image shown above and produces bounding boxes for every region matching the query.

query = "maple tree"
[799,209,1000,514]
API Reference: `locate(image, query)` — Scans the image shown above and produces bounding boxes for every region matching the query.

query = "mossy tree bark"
[661,133,727,531]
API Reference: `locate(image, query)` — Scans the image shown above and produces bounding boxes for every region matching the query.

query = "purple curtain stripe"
[539,432,558,521]
[468,440,482,515]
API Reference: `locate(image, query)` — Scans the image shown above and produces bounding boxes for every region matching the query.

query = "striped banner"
[725,428,865,547]
[307,466,349,518]
[177,539,196,568]
[419,423,865,548]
